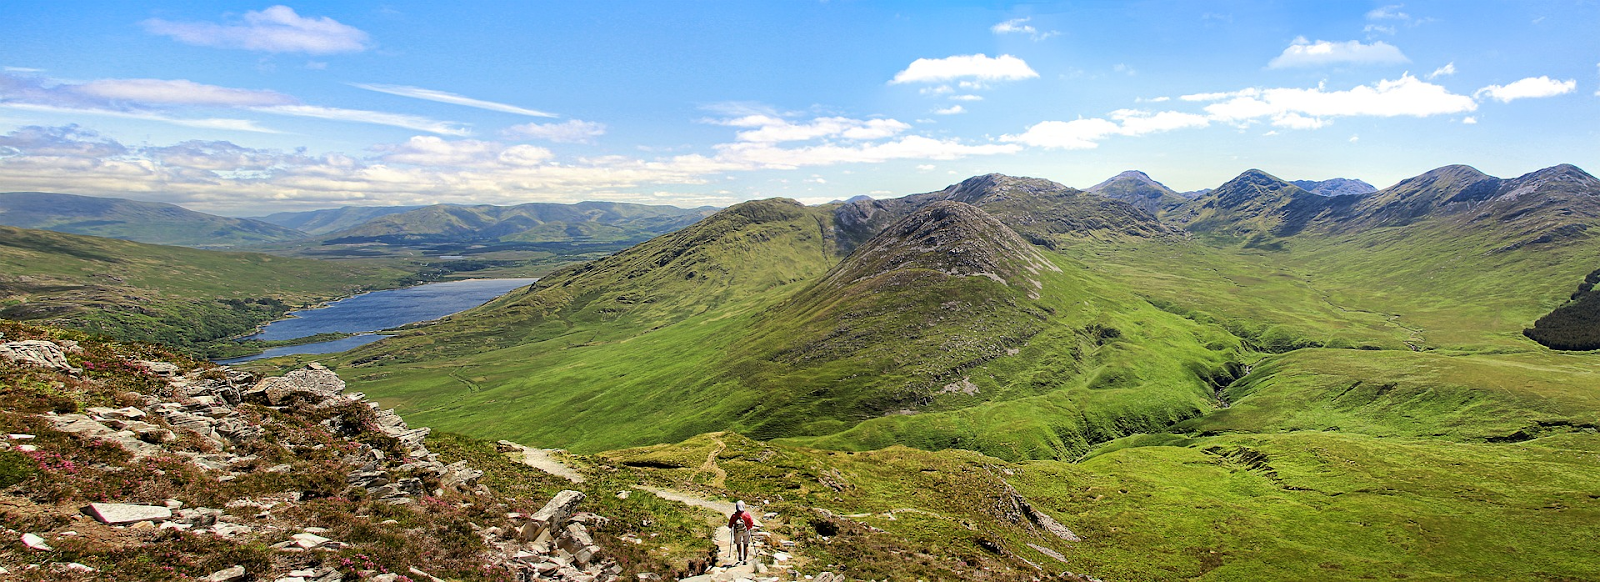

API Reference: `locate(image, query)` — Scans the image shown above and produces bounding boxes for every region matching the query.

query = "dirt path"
[499,443,585,484]
[690,433,729,489]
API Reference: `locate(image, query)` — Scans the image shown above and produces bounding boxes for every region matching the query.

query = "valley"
[4,164,1599,580]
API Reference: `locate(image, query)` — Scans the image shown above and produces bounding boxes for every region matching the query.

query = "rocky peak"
[1087,170,1167,193]
[1211,169,1308,205]
[938,173,1075,205]
[1290,177,1377,197]
[1498,164,1600,201]
[821,200,1057,295]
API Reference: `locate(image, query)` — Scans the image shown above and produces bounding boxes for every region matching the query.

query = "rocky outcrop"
[5,337,622,582]
[0,339,78,373]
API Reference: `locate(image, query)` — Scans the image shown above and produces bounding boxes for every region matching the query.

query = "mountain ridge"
[0,192,307,248]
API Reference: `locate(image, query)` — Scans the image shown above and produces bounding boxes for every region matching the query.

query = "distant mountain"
[320,201,716,245]
[252,205,424,235]
[832,173,1173,251]
[1085,170,1188,215]
[1291,178,1377,197]
[1172,169,1359,239]
[0,192,307,248]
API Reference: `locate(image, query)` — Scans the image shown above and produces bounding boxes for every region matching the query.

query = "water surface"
[246,278,536,341]
[216,278,535,363]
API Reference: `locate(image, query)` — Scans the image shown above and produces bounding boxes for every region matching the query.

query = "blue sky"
[1,1,1595,214]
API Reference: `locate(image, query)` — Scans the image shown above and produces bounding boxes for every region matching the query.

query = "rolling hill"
[0,224,405,355]
[319,201,716,245]
[251,204,424,235]
[0,191,308,248]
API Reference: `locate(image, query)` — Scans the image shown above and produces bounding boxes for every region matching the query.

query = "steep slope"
[0,225,402,355]
[831,173,1171,252]
[322,201,714,245]
[1085,170,1188,216]
[1290,177,1377,197]
[0,192,307,248]
[251,205,423,235]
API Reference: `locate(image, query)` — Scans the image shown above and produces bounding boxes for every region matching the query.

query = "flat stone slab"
[86,502,173,525]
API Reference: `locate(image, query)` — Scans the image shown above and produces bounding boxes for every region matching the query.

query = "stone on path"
[206,565,247,582]
[86,502,172,525]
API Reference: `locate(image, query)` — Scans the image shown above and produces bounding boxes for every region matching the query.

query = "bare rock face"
[0,340,77,373]
[248,362,346,405]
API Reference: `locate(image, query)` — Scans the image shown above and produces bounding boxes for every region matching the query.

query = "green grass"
[0,224,409,356]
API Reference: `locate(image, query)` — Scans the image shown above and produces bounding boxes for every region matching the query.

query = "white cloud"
[1001,118,1121,149]
[1474,76,1576,102]
[708,135,1020,169]
[1268,38,1409,68]
[710,115,911,143]
[890,54,1039,84]
[949,94,984,101]
[1363,24,1396,36]
[1349,135,1360,143]
[991,17,1059,41]
[1462,116,1477,124]
[916,164,935,170]
[502,119,607,143]
[1136,96,1171,103]
[253,105,471,136]
[1198,74,1476,127]
[1004,110,1210,150]
[1428,62,1455,79]
[933,105,965,115]
[73,78,295,107]
[376,136,505,166]
[3,67,44,73]
[919,85,953,96]
[142,5,371,54]
[350,83,556,117]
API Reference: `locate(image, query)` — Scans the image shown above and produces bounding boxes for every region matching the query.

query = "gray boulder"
[0,340,77,373]
[86,502,173,525]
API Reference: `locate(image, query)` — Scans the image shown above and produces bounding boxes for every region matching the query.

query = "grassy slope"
[333,200,1245,459]
[0,225,406,355]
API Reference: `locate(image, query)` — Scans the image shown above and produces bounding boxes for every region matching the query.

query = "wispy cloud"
[1268,38,1409,68]
[991,17,1059,41]
[73,78,295,107]
[0,103,278,133]
[709,115,911,143]
[502,119,607,143]
[933,105,965,115]
[1428,62,1455,79]
[1475,76,1577,102]
[350,83,557,117]
[142,5,371,54]
[253,105,471,136]
[890,54,1039,84]
[1010,74,1478,150]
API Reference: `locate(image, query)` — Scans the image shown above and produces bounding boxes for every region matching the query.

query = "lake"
[214,277,536,364]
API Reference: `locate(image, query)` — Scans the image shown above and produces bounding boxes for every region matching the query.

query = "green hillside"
[0,224,406,356]
[0,191,308,248]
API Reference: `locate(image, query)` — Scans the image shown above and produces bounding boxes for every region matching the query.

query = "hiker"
[729,500,755,564]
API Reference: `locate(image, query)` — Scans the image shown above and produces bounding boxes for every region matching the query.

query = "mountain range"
[5,162,1599,579]
[0,192,306,248]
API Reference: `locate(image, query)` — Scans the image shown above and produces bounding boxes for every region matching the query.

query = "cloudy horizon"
[1,2,1595,215]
